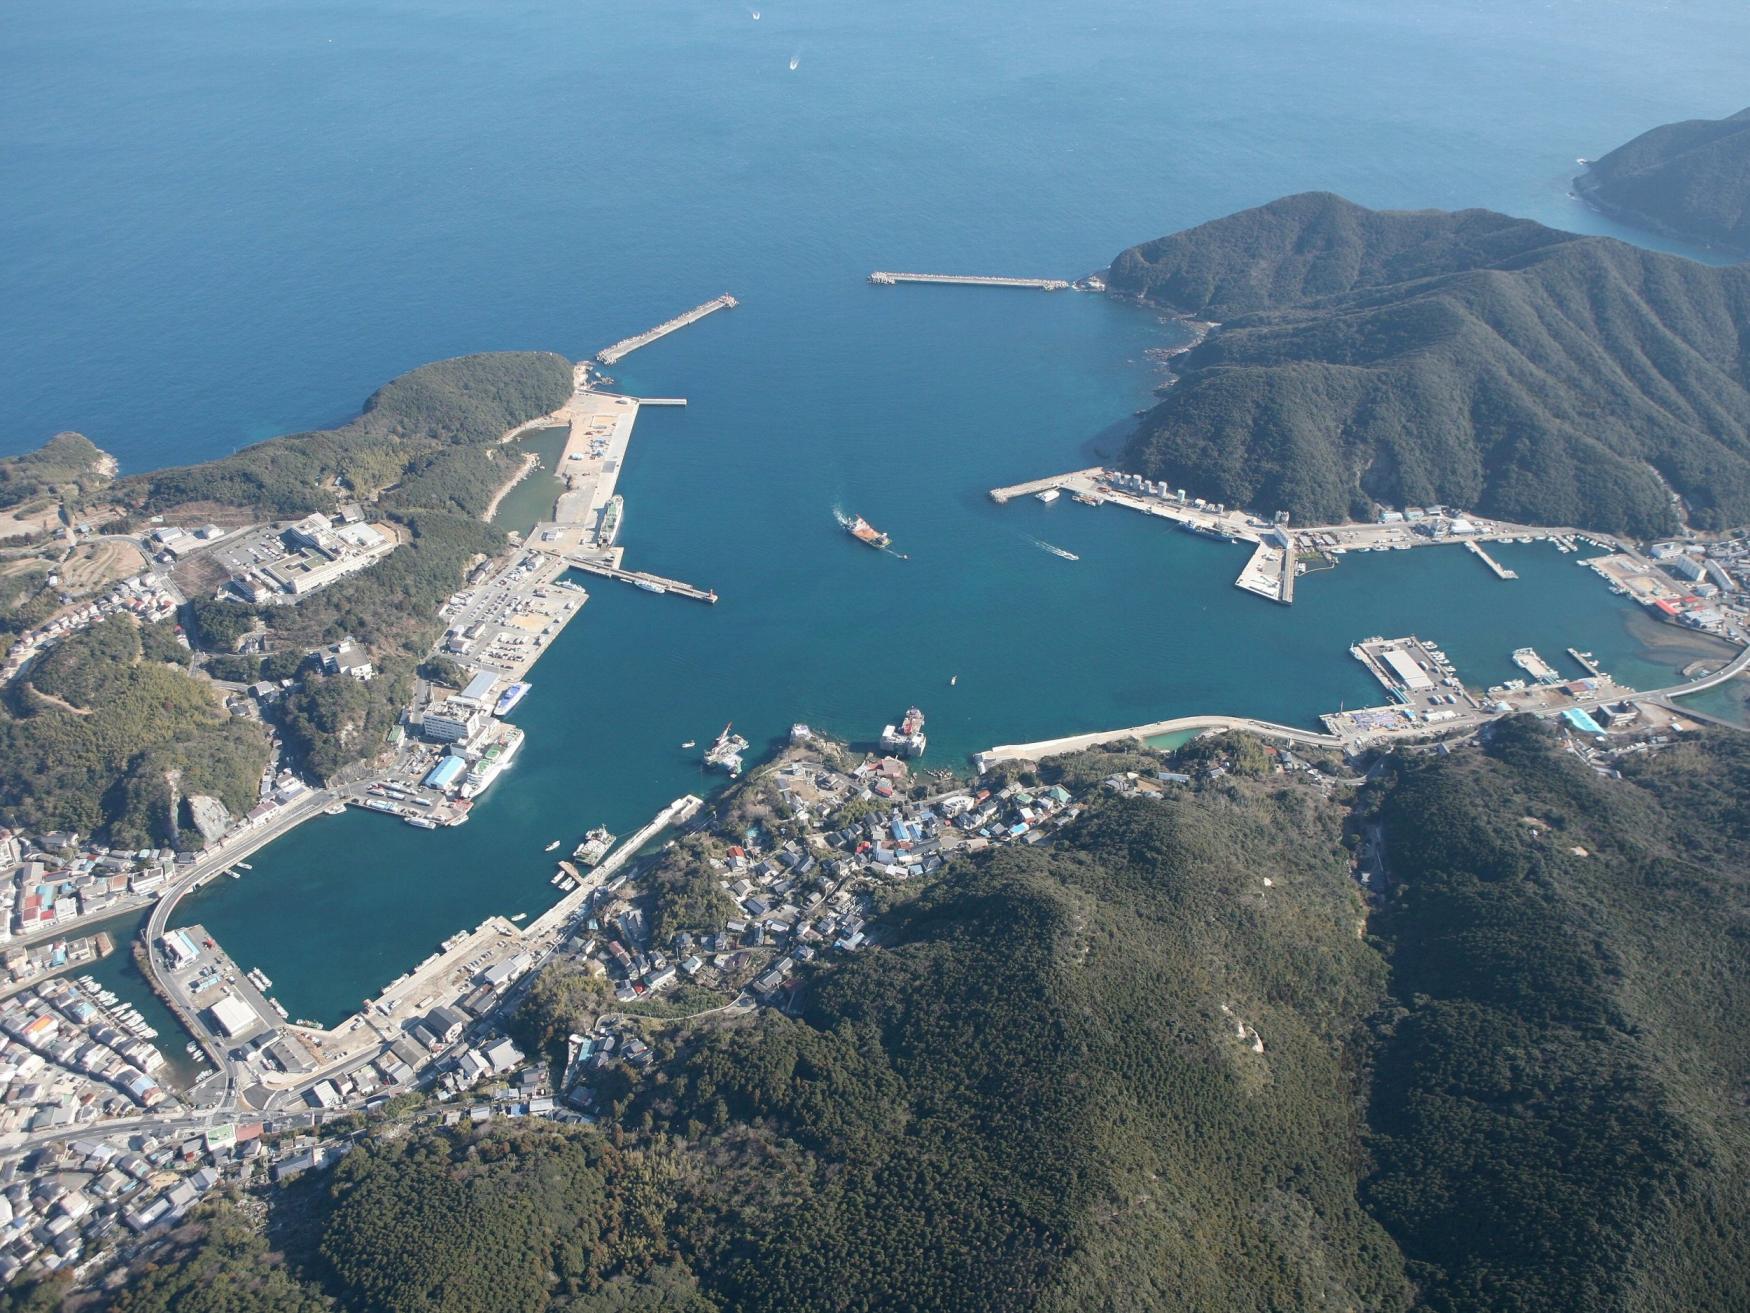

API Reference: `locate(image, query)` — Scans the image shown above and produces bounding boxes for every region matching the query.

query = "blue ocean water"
[5,0,1748,1023]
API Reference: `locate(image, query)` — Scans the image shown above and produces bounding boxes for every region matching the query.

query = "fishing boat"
[544,840,561,852]
[845,514,891,550]
[680,739,696,749]
[949,675,957,686]
[573,826,616,866]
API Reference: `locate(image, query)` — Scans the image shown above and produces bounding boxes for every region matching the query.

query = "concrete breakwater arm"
[976,715,1344,770]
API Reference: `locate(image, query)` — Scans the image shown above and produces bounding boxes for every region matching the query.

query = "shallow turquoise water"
[6,0,1749,1024]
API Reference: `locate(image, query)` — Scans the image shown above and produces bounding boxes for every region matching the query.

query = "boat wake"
[1030,536,1079,562]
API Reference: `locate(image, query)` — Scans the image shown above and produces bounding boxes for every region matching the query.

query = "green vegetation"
[109,1203,325,1313]
[80,728,1750,1311]
[643,838,739,946]
[0,432,112,511]
[0,615,268,845]
[110,353,564,784]
[1577,107,1750,254]
[1110,192,1750,533]
[1364,718,1750,1313]
[115,352,572,519]
[640,778,1409,1313]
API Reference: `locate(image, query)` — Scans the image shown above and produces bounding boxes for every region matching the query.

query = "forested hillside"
[0,615,268,845]
[48,725,1750,1312]
[114,351,572,520]
[1109,193,1750,533]
[106,352,569,784]
[1577,107,1750,254]
[1364,718,1750,1312]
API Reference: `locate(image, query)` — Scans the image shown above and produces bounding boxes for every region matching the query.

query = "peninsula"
[1108,192,1750,534]
[1575,106,1750,255]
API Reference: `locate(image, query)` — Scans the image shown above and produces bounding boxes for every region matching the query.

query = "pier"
[635,397,688,406]
[564,554,718,603]
[869,271,1072,291]
[988,468,1106,503]
[525,795,703,938]
[1466,539,1518,579]
[596,295,738,364]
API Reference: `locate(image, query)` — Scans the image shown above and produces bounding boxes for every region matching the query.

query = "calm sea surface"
[6,0,1748,1024]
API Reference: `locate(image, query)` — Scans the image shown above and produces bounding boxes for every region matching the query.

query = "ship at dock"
[845,514,891,550]
[493,681,530,716]
[596,494,623,548]
[458,725,524,799]
[573,825,615,866]
[1182,520,1239,544]
[705,721,749,777]
[879,705,927,758]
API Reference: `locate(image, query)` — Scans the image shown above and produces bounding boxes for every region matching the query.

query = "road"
[978,641,1750,766]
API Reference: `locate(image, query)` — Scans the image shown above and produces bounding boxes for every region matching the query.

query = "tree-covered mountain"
[89,722,1750,1312]
[1109,193,1750,534]
[1576,107,1750,255]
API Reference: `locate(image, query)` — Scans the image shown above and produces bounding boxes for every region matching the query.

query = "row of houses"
[0,981,169,1140]
[0,574,179,687]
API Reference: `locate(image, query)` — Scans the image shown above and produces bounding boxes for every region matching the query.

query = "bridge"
[868,271,1072,290]
[596,294,738,365]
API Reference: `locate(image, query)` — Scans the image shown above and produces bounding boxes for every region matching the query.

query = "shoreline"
[481,450,540,524]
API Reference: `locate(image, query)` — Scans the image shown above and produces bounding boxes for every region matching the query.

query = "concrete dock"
[988,468,1106,503]
[597,295,738,365]
[1466,539,1518,579]
[563,554,718,603]
[525,795,703,938]
[869,271,1072,290]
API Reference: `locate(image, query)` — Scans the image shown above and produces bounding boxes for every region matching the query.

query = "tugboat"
[705,721,749,777]
[573,826,615,866]
[879,706,928,758]
[845,514,891,550]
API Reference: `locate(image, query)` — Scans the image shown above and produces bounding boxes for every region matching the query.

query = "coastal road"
[978,641,1750,767]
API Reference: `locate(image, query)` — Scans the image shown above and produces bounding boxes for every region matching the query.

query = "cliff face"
[1109,192,1750,533]
[1576,107,1750,256]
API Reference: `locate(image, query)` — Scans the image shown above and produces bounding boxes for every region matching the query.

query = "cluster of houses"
[0,980,170,1136]
[0,828,181,945]
[0,1132,219,1284]
[550,744,1094,1122]
[0,573,178,686]
[1645,540,1744,636]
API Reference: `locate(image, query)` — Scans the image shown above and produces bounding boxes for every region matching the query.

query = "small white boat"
[511,912,527,922]
[544,840,561,852]
[681,740,696,749]
[949,675,957,686]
